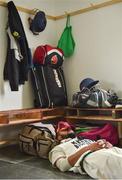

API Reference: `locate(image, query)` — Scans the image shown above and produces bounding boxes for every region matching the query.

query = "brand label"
[53,70,62,88]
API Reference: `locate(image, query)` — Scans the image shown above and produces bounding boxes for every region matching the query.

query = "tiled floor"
[0,144,92,179]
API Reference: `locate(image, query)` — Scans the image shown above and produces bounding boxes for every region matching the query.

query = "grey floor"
[0,144,92,179]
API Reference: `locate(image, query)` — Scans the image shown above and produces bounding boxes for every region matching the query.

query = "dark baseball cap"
[29,11,47,35]
[80,78,99,91]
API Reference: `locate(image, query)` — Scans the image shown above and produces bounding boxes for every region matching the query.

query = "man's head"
[56,121,75,141]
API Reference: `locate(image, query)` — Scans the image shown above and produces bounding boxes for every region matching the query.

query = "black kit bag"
[31,65,67,108]
[31,44,68,108]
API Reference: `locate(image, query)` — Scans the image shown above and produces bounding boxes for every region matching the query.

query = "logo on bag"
[51,55,58,64]
[53,70,62,88]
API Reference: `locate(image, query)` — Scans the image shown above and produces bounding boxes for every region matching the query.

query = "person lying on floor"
[49,121,122,179]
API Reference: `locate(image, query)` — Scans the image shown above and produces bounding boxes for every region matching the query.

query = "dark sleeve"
[3,35,19,91]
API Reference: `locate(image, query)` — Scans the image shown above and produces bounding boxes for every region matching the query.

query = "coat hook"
[65,11,69,16]
[90,3,94,8]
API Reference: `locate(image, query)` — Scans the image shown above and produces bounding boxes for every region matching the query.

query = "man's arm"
[49,140,110,172]
[68,140,109,167]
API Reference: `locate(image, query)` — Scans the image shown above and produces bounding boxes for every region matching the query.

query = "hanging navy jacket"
[4,1,32,91]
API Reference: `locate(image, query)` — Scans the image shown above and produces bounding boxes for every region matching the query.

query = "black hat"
[80,78,99,91]
[29,10,47,35]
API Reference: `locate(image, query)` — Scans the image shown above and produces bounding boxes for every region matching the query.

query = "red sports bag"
[77,123,119,145]
[33,44,64,68]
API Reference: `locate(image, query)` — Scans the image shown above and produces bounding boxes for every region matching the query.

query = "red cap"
[56,121,75,133]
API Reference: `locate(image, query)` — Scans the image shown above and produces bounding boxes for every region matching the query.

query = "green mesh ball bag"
[57,15,75,57]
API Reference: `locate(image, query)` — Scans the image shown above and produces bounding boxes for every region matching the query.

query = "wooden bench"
[0,107,65,126]
[1,106,122,146]
[65,107,122,122]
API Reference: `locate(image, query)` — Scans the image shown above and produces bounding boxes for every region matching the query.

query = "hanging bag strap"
[66,15,70,27]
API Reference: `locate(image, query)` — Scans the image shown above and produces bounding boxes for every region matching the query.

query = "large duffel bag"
[19,124,57,159]
[31,65,67,108]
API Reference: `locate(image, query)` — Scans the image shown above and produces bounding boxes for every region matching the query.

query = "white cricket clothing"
[49,137,122,179]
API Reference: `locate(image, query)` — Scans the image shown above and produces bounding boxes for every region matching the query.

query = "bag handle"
[66,15,70,27]
[28,125,54,139]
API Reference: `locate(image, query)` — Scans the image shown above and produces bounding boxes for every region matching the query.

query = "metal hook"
[32,8,40,15]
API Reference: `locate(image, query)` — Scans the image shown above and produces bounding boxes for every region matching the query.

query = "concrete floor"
[0,144,92,179]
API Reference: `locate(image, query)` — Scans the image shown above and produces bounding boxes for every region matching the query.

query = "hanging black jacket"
[4,1,32,91]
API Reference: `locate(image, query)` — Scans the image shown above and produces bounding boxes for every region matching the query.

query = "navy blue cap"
[80,78,99,91]
[29,11,47,35]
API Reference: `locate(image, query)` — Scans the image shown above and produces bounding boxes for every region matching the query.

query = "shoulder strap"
[97,89,103,108]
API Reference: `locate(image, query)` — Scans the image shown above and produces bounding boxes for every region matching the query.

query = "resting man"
[49,121,122,179]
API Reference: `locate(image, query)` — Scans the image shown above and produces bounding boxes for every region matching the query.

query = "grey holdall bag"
[72,88,118,108]
[72,77,118,108]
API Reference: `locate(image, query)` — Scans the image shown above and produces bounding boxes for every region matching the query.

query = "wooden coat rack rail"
[0,1,56,20]
[55,0,122,20]
[0,0,122,21]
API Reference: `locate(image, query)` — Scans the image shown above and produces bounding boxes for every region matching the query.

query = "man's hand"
[88,139,113,152]
[68,139,113,167]
[88,141,105,151]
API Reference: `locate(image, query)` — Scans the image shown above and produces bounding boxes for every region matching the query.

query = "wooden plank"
[0,107,65,126]
[42,107,65,117]
[66,115,122,122]
[0,118,41,127]
[0,108,43,122]
[55,0,122,20]
[0,1,56,20]
[42,115,63,120]
[65,107,122,111]
[0,108,42,114]
[0,0,121,21]
[118,122,122,138]
[9,110,42,121]
[0,116,63,127]
[0,114,9,124]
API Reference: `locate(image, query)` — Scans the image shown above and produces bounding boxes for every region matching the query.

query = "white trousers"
[83,147,122,179]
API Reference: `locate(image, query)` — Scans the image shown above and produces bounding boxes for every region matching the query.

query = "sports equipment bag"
[31,65,67,108]
[57,15,75,57]
[19,124,57,158]
[33,44,64,68]
[72,88,90,108]
[77,123,119,145]
[36,130,57,159]
[72,87,118,108]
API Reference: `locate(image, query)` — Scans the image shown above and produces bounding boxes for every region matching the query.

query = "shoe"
[115,98,122,108]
